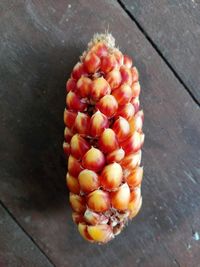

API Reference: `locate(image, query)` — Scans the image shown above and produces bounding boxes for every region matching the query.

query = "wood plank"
[120,0,200,103]
[1,0,200,266]
[0,204,54,267]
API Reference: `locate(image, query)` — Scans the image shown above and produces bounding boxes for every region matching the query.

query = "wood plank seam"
[117,0,200,107]
[0,200,56,267]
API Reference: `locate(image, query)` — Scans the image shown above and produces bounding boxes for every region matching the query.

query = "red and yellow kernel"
[115,103,135,121]
[111,183,130,210]
[90,110,109,137]
[66,78,76,92]
[100,162,123,191]
[121,150,142,171]
[131,81,141,98]
[87,189,110,212]
[106,69,122,90]
[72,62,87,80]
[69,193,86,213]
[74,112,90,135]
[131,96,140,113]
[87,224,113,243]
[112,83,133,106]
[121,131,142,154]
[82,147,105,172]
[114,49,124,66]
[66,91,86,112]
[78,223,94,241]
[96,95,118,118]
[77,76,92,97]
[90,42,108,57]
[90,77,111,101]
[112,116,130,142]
[99,128,119,154]
[63,109,77,128]
[101,54,118,73]
[84,52,101,73]
[120,65,133,85]
[106,148,125,163]
[64,127,73,142]
[129,110,144,133]
[78,169,100,193]
[66,173,80,194]
[68,155,83,177]
[70,134,90,159]
[128,188,142,219]
[126,166,143,189]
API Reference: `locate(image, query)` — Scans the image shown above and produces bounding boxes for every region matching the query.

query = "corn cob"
[64,33,144,244]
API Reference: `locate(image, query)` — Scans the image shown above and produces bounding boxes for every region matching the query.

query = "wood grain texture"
[0,0,200,266]
[120,0,200,103]
[0,204,53,267]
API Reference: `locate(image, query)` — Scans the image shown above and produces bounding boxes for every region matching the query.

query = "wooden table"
[1,1,200,266]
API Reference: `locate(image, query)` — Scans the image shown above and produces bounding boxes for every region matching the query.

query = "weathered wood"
[0,0,200,267]
[0,204,54,267]
[120,0,200,103]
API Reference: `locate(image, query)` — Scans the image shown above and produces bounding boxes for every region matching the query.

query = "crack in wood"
[0,200,56,267]
[117,0,200,107]
[174,258,181,267]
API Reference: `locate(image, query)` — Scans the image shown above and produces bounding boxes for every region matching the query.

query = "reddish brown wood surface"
[0,204,53,267]
[1,1,200,267]
[120,0,200,103]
